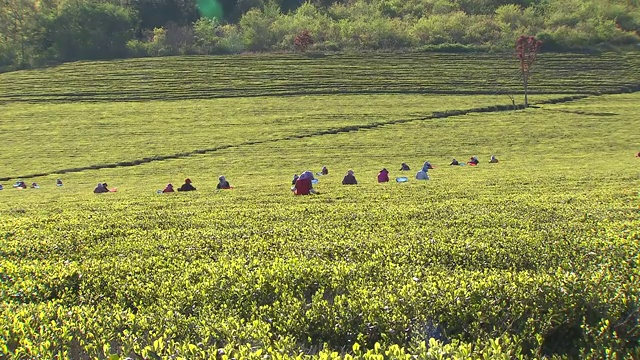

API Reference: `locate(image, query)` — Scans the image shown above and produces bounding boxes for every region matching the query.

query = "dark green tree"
[123,0,199,31]
[48,0,136,61]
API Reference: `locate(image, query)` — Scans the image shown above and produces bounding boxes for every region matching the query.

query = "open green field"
[1,53,639,359]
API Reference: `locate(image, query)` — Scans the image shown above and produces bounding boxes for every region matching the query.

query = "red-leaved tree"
[516,35,542,107]
[294,30,313,52]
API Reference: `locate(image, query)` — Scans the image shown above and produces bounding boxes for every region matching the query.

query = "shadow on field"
[541,108,618,116]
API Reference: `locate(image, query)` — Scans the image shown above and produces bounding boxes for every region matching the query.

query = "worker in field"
[489,155,499,163]
[56,179,63,186]
[378,168,390,183]
[342,170,358,185]
[31,182,40,189]
[94,183,108,193]
[292,171,316,195]
[400,163,410,171]
[468,156,479,166]
[422,161,434,171]
[178,178,196,191]
[321,166,329,175]
[102,183,115,192]
[14,180,27,189]
[217,175,231,189]
[416,169,430,180]
[0,184,3,190]
[162,184,174,193]
[450,158,459,166]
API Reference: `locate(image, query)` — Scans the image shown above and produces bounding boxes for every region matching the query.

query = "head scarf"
[300,171,314,180]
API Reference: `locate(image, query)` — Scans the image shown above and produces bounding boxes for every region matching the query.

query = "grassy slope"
[0,94,564,177]
[0,54,639,359]
[2,52,638,178]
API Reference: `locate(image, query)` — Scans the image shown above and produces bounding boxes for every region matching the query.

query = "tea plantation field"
[0,53,639,359]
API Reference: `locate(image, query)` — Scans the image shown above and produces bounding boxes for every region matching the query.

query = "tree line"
[1,0,639,71]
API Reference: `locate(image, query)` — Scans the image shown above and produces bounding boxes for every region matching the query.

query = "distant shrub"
[294,30,314,52]
[126,39,150,57]
[218,24,246,53]
[193,18,224,54]
[463,15,502,44]
[271,2,333,50]
[144,27,174,56]
[239,6,280,51]
[410,12,470,45]
[313,41,341,52]
[0,43,17,69]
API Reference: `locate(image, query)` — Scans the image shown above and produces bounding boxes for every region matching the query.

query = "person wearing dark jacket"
[468,156,479,166]
[321,166,329,175]
[422,161,434,171]
[400,163,410,171]
[217,175,231,189]
[94,183,108,193]
[342,170,358,185]
[292,174,299,185]
[450,158,459,166]
[178,178,196,191]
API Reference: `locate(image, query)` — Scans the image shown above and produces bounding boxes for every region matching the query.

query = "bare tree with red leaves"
[294,30,314,52]
[516,35,542,107]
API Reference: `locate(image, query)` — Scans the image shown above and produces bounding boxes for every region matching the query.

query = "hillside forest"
[0,0,639,70]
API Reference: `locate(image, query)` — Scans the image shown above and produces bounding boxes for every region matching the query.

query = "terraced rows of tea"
[1,53,639,103]
[1,54,639,359]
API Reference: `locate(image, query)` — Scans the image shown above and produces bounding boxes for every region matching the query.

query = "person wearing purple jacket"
[377,168,389,183]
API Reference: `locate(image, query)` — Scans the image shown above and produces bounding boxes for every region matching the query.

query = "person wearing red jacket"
[293,171,316,195]
[162,184,175,193]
